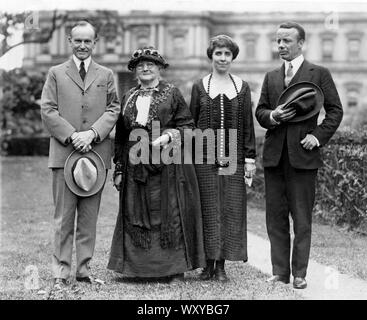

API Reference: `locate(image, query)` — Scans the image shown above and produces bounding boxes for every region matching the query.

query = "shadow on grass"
[112,276,173,284]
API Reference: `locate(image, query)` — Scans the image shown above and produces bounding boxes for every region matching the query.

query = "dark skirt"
[195,163,247,261]
[122,163,187,277]
[108,161,206,277]
[122,231,188,277]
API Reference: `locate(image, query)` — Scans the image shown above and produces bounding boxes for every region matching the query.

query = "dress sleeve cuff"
[66,131,77,145]
[90,127,100,142]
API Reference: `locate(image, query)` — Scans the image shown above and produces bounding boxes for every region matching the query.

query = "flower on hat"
[127,46,169,71]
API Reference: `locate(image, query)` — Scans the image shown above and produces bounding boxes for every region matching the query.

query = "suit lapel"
[289,60,314,85]
[65,59,84,90]
[273,63,285,98]
[84,61,99,91]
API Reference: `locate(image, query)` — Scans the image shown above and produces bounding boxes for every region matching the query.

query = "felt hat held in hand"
[64,150,106,197]
[277,81,324,123]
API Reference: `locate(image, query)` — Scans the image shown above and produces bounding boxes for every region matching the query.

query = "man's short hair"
[278,21,306,41]
[69,20,98,39]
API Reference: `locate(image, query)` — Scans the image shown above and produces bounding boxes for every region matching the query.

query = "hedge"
[314,128,367,234]
[1,135,49,156]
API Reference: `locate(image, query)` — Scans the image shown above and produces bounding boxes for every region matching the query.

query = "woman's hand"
[152,134,170,148]
[113,173,123,191]
[244,162,256,178]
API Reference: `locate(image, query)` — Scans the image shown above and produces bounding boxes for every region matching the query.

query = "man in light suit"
[41,20,120,287]
[255,21,343,289]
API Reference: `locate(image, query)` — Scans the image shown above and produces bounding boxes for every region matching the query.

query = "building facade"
[23,10,367,131]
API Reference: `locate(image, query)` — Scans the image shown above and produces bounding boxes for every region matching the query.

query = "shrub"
[1,135,49,156]
[1,68,47,138]
[315,127,367,233]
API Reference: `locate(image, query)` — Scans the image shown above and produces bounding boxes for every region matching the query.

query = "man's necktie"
[284,62,293,87]
[79,61,86,81]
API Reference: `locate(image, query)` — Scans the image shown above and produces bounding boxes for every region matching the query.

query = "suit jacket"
[255,60,343,169]
[41,59,120,168]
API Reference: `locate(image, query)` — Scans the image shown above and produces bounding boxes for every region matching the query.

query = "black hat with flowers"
[127,46,169,71]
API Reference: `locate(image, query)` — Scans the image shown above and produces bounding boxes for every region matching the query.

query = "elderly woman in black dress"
[190,35,256,281]
[108,46,205,281]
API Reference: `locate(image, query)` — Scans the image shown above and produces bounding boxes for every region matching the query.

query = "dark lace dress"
[108,81,205,277]
[189,78,256,261]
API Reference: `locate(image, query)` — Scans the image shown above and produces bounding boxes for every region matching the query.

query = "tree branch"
[0,10,68,57]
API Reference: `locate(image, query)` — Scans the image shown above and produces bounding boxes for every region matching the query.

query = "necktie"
[284,62,293,87]
[79,61,86,81]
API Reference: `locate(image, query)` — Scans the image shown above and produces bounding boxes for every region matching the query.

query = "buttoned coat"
[255,60,343,278]
[255,60,343,169]
[41,59,120,168]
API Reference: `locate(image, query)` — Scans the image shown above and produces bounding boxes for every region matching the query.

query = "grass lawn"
[1,156,302,300]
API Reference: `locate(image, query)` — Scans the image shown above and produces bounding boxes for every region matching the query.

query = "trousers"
[264,144,317,278]
[51,168,104,279]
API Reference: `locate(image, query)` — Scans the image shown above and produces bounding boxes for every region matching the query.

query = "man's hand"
[272,104,296,123]
[71,130,95,153]
[80,144,92,153]
[300,134,319,150]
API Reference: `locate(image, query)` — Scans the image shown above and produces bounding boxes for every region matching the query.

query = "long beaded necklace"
[206,73,242,168]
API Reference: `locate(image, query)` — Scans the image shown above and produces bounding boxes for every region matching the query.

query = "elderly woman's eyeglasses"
[132,48,159,58]
[136,62,156,70]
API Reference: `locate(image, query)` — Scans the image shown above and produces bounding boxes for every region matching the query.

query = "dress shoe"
[199,260,215,280]
[266,275,290,284]
[214,268,229,282]
[200,266,215,280]
[76,276,93,284]
[214,260,229,282]
[293,277,307,289]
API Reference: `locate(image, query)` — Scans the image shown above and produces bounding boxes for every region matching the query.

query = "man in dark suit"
[255,21,343,289]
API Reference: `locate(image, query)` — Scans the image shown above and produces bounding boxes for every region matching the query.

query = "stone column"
[49,28,58,55]
[202,25,209,56]
[59,26,66,55]
[150,24,156,47]
[24,43,31,59]
[31,43,38,57]
[188,26,195,56]
[96,37,105,55]
[194,25,202,56]
[158,24,165,54]
[124,28,131,55]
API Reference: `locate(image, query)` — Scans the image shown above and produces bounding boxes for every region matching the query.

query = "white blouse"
[135,95,151,126]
